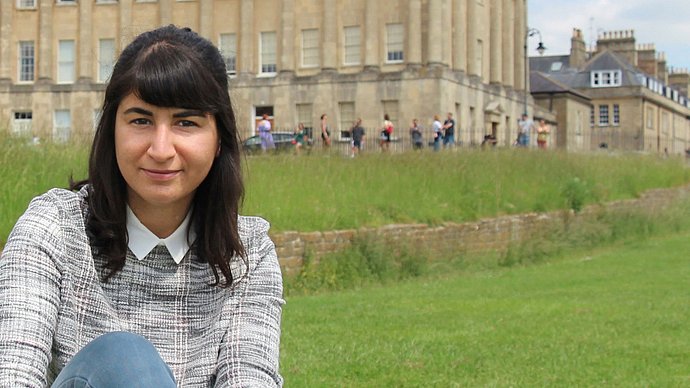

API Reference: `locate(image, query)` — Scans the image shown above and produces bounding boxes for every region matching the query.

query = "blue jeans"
[52,332,176,388]
[518,133,530,147]
[443,134,455,147]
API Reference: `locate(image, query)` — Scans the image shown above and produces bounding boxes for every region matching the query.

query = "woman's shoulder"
[237,215,271,239]
[27,187,87,217]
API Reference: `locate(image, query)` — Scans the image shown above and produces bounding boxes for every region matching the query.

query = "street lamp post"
[524,27,546,116]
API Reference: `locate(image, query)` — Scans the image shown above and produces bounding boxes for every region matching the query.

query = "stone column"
[239,0,254,75]
[199,0,213,39]
[514,0,525,90]
[453,0,467,72]
[37,0,54,82]
[78,0,93,82]
[427,0,443,66]
[501,0,514,87]
[322,0,337,71]
[119,0,134,47]
[489,0,502,84]
[466,0,477,76]
[0,0,11,80]
[407,0,422,67]
[363,0,378,71]
[159,0,172,26]
[280,0,295,74]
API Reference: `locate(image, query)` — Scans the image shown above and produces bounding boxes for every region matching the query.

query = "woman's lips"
[142,169,181,180]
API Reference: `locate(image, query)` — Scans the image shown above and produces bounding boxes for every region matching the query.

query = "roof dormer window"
[591,70,622,87]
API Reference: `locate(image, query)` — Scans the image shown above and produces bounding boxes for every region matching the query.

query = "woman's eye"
[177,120,198,127]
[131,118,151,125]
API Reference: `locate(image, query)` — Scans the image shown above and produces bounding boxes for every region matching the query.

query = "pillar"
[239,0,254,75]
[501,0,514,87]
[322,0,337,71]
[453,0,467,72]
[38,0,53,81]
[466,0,478,76]
[427,0,443,66]
[489,0,502,84]
[159,0,172,26]
[280,0,295,74]
[514,0,525,90]
[78,0,93,82]
[407,0,422,67]
[363,0,378,71]
[199,0,213,39]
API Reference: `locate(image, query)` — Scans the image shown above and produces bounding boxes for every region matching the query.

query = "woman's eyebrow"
[172,110,206,118]
[123,107,153,116]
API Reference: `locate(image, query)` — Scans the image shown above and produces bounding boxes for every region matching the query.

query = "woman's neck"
[128,200,191,238]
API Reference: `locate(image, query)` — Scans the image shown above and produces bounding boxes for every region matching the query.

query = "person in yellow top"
[537,119,551,149]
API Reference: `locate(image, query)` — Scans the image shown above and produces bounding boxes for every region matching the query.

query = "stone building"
[530,29,690,154]
[0,0,531,147]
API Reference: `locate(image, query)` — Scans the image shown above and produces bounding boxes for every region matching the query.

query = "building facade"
[530,29,690,154]
[0,0,530,146]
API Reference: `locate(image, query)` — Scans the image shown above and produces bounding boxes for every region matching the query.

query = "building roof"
[529,71,590,101]
[530,55,571,74]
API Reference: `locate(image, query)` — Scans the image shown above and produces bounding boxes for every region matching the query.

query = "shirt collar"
[126,206,196,264]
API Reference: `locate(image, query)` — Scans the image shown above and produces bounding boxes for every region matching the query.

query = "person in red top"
[379,113,394,152]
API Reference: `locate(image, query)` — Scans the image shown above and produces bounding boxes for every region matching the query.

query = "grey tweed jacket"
[0,187,284,387]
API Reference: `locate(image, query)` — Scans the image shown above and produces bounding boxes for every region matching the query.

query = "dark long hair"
[74,25,245,287]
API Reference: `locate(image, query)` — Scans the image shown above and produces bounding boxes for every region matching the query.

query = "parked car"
[242,132,295,153]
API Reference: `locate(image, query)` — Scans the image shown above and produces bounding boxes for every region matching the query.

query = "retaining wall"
[272,184,690,276]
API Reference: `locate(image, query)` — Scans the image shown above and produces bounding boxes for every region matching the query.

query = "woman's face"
[115,93,219,213]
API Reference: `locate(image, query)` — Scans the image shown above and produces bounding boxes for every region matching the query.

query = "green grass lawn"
[281,231,690,387]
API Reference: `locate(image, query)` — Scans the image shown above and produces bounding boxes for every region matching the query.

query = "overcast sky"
[528,0,690,71]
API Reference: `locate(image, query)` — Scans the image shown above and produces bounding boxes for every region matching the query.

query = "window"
[646,107,654,129]
[296,103,313,139]
[17,0,36,8]
[612,104,620,126]
[219,33,237,76]
[12,111,32,136]
[57,40,75,83]
[95,0,117,3]
[343,26,361,65]
[338,102,355,139]
[54,109,71,143]
[98,39,115,82]
[260,31,277,74]
[386,24,404,63]
[382,100,399,130]
[598,105,609,126]
[590,106,594,127]
[56,0,76,4]
[301,29,319,68]
[591,70,622,87]
[661,112,670,134]
[18,41,35,82]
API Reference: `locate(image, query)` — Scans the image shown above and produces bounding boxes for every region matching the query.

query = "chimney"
[570,28,586,68]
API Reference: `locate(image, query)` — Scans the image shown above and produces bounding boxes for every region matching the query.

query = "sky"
[528,0,690,71]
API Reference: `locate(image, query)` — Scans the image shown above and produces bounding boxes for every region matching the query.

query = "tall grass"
[2,132,689,246]
[1,135,90,246]
[244,150,690,231]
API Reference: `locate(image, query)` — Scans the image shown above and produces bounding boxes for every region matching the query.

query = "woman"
[0,26,283,387]
[320,113,331,147]
[537,119,551,149]
[293,122,308,155]
[379,113,393,152]
[432,114,443,152]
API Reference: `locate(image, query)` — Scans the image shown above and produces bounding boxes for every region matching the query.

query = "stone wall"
[272,184,690,276]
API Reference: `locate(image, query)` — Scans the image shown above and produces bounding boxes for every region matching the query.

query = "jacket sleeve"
[0,195,63,387]
[215,220,285,387]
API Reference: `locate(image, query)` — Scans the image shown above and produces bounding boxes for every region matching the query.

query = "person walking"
[350,118,365,157]
[409,118,423,150]
[517,113,535,147]
[293,122,309,155]
[537,119,551,149]
[257,113,275,151]
[379,113,394,152]
[320,113,331,148]
[442,112,455,148]
[432,114,443,152]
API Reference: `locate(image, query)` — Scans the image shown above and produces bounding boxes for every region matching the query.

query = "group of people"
[517,114,551,149]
